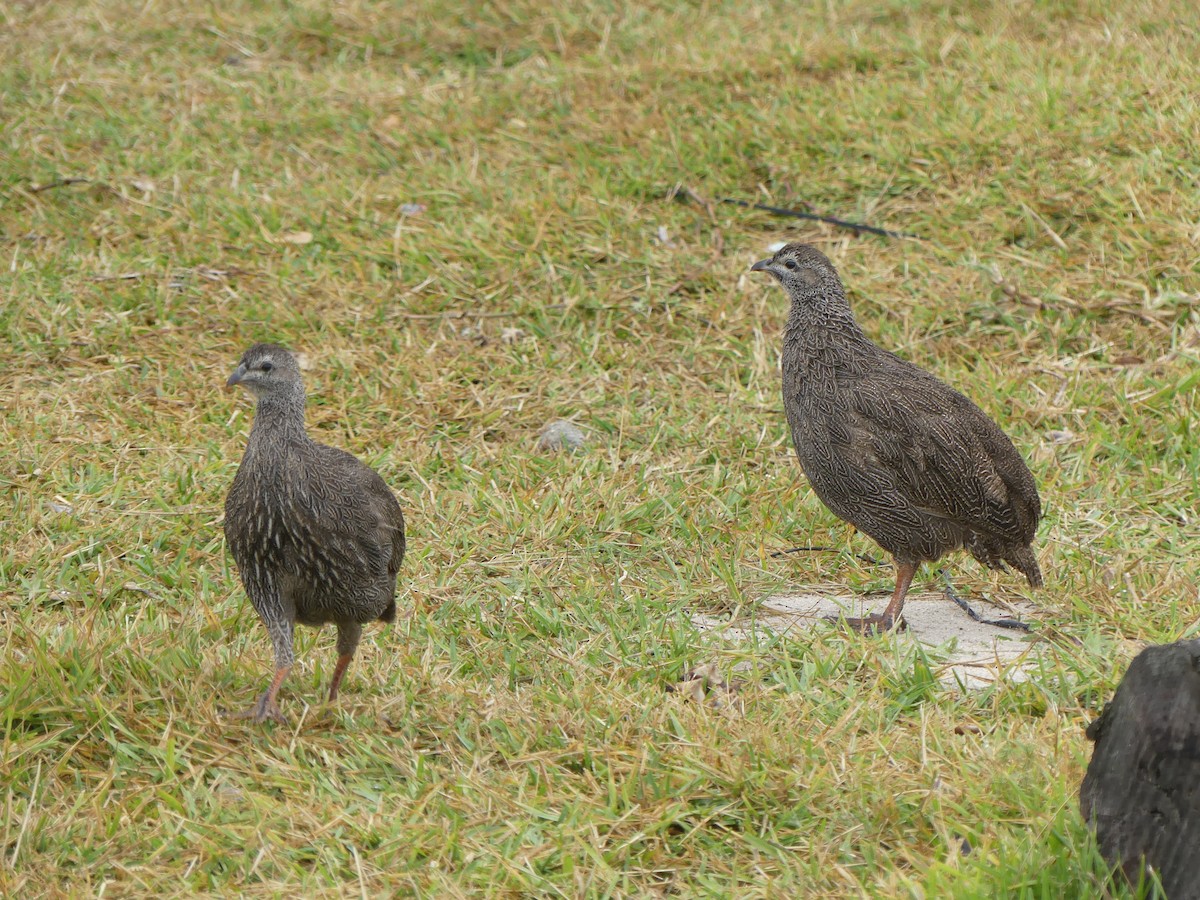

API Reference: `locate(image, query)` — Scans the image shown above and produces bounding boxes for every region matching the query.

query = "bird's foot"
[229,692,287,724]
[825,613,907,634]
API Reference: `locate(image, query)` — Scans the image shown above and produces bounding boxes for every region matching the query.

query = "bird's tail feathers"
[1006,546,1043,588]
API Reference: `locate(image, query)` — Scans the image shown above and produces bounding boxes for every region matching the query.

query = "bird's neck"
[249,385,309,443]
[784,301,873,359]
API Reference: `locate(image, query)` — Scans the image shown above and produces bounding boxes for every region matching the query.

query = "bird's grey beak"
[226,363,247,388]
[750,258,773,273]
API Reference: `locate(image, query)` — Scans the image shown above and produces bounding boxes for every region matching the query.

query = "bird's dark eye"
[784,259,798,271]
[259,361,274,373]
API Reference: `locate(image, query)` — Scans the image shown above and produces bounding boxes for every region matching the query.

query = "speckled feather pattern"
[774,246,1042,585]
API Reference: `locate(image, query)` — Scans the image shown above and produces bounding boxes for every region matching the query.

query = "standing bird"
[223,343,406,722]
[750,244,1042,632]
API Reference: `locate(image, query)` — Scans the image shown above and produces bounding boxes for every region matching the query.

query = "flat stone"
[536,419,586,453]
[692,587,1041,688]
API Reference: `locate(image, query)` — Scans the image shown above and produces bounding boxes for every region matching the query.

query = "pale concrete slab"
[692,587,1043,688]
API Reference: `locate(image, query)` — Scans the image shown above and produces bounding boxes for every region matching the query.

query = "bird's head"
[749,243,839,292]
[749,243,855,324]
[226,343,303,398]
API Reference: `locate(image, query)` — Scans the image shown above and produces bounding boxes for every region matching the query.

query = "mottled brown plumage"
[751,244,1042,631]
[223,343,406,722]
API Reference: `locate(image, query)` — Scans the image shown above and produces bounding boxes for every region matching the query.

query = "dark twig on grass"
[720,198,921,240]
[668,185,921,239]
[91,267,242,284]
[28,177,91,193]
[941,573,1031,632]
[770,545,885,567]
[400,303,565,321]
[400,310,525,320]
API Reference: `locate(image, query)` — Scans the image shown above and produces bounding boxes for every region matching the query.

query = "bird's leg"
[829,561,916,634]
[233,615,294,724]
[328,622,363,702]
[942,573,1031,632]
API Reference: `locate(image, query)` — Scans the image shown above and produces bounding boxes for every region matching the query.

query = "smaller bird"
[223,343,406,722]
[751,244,1042,632]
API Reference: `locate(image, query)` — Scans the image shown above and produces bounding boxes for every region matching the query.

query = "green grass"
[2,0,1197,894]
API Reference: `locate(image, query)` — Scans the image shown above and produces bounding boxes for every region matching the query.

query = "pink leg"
[328,653,354,702]
[830,561,917,634]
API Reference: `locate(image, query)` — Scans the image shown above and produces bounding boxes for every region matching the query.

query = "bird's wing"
[846,370,1040,545]
[367,471,406,577]
[280,444,397,577]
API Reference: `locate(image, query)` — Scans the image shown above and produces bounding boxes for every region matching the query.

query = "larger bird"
[751,244,1042,632]
[223,343,406,722]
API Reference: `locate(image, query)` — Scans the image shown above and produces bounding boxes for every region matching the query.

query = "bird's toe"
[229,693,287,725]
[826,613,907,634]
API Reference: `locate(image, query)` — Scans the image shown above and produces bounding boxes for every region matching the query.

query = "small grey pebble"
[537,419,585,453]
[458,324,484,343]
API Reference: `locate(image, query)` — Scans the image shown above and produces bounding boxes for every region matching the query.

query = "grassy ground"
[3,0,1198,895]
